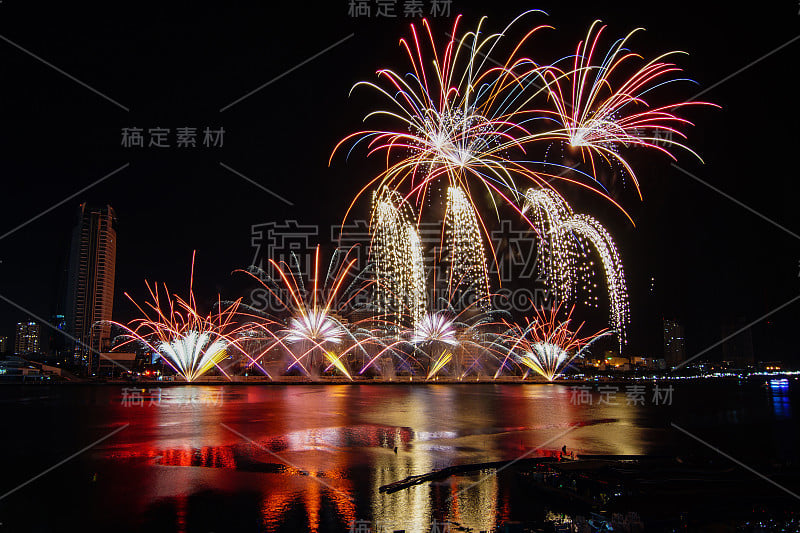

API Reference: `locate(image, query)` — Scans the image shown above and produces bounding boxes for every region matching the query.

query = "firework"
[562,214,629,342]
[538,20,719,193]
[239,246,373,379]
[356,312,459,379]
[411,313,459,346]
[406,283,508,379]
[285,309,346,345]
[357,280,508,379]
[332,13,573,225]
[409,313,460,380]
[371,188,428,328]
[157,332,229,382]
[523,187,629,344]
[111,253,244,382]
[522,187,576,300]
[523,186,590,305]
[427,351,453,380]
[495,303,611,381]
[444,185,490,309]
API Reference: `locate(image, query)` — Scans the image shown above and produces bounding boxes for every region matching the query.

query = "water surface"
[0,381,795,532]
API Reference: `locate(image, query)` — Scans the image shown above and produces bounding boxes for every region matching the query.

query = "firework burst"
[537,20,719,194]
[332,12,576,224]
[411,313,459,346]
[238,246,373,380]
[357,281,508,380]
[495,303,612,381]
[111,253,243,382]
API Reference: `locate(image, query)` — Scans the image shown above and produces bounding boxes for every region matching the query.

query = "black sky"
[0,1,798,361]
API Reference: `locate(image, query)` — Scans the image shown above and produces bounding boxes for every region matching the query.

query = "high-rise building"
[66,204,117,374]
[14,321,40,355]
[0,335,7,354]
[663,319,686,366]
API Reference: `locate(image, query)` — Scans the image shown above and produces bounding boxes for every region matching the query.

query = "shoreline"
[0,375,784,386]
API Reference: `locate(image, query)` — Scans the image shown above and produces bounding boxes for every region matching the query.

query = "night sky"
[0,1,798,362]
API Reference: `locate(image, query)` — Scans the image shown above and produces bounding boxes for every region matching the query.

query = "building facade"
[0,335,8,354]
[14,321,40,355]
[66,204,118,374]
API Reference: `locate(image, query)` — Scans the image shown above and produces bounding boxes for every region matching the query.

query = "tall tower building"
[66,204,117,374]
[0,335,8,354]
[663,319,686,367]
[14,321,40,355]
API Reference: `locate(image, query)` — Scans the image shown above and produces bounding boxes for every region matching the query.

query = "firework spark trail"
[523,187,629,345]
[561,214,630,345]
[445,185,491,308]
[522,187,576,300]
[371,188,427,328]
[426,351,453,380]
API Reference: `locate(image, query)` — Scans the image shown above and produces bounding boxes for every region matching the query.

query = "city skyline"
[0,2,798,365]
[0,197,790,367]
[0,4,797,532]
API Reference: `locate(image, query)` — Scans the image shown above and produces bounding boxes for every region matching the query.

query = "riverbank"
[2,374,795,385]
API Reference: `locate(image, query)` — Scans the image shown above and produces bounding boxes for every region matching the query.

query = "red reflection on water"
[157,446,236,469]
[98,384,639,531]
